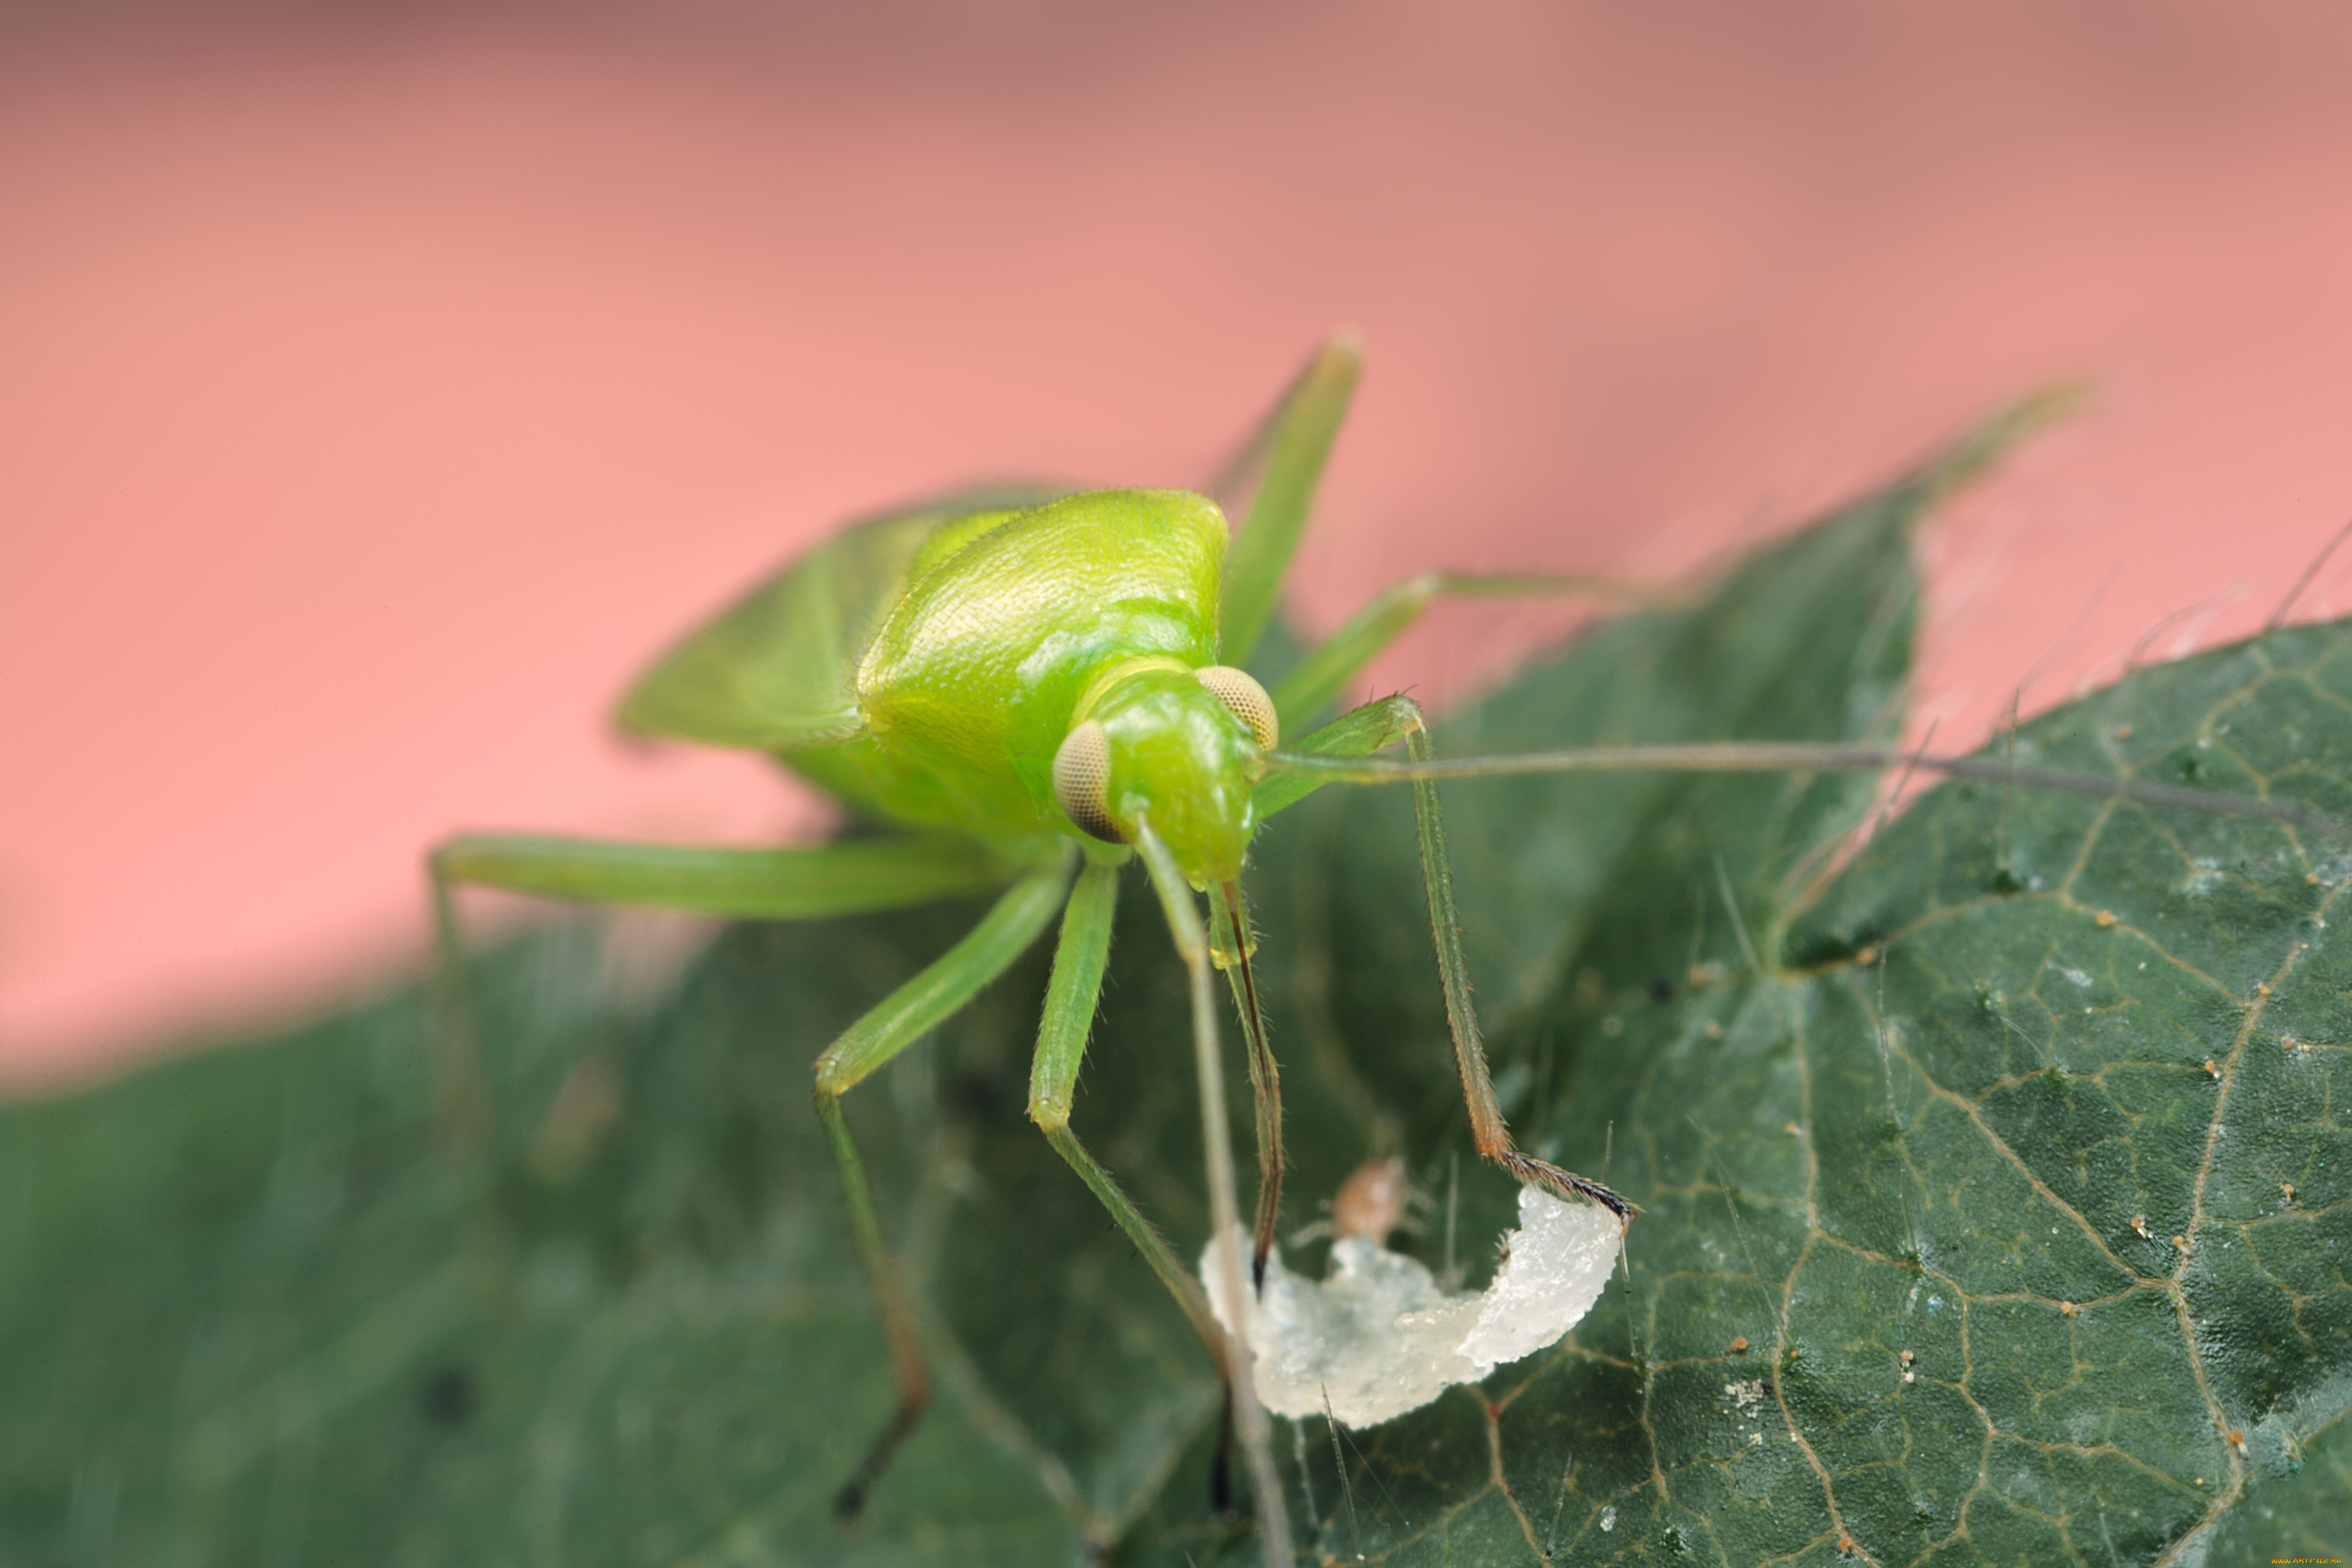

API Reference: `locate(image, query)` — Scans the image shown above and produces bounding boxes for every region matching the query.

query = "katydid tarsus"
[428,334,2347,1564]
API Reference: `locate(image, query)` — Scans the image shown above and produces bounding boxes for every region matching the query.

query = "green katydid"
[428,335,2346,1564]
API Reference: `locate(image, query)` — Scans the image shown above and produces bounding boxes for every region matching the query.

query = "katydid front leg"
[1257,696,1637,1222]
[1208,880,1283,1289]
[1027,860,1230,1349]
[1027,859,1257,1520]
[1392,698,1637,1221]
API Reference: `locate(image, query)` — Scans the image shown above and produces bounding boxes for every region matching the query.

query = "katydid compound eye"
[1195,666,1278,751]
[1052,719,1122,843]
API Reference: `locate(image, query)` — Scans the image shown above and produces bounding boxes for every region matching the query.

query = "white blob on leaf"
[1201,1186,1620,1426]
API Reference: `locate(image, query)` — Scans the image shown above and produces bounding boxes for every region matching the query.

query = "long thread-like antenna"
[1268,742,2352,844]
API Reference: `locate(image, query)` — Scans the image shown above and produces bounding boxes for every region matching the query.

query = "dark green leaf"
[5,429,2344,1565]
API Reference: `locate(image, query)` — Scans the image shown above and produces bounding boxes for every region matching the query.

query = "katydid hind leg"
[1394,699,1637,1226]
[424,854,499,1158]
[1271,570,1683,734]
[811,861,1074,1521]
[432,830,1013,919]
[426,831,1009,1153]
[1219,333,1363,671]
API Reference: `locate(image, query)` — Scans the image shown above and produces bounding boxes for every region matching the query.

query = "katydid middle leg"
[431,829,1073,1518]
[809,858,1075,1518]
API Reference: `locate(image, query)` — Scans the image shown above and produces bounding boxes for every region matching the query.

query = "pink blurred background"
[5,2,2352,1082]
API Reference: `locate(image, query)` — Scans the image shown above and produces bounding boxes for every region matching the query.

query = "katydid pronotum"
[428,335,2346,1566]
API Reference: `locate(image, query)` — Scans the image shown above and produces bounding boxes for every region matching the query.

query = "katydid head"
[1052,664,1277,885]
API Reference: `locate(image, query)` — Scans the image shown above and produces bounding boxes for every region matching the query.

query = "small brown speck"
[2228,1428,2247,1456]
[1703,1020,1724,1039]
[2258,982,2274,998]
[2172,1234,2190,1256]
[2095,909,2117,928]
[2281,1182,2297,1204]
[1728,1336,1749,1354]
[2131,1215,2151,1238]
[1837,1537,1856,1557]
[2308,871,2323,886]
[2115,724,2133,739]
[2203,1059,2220,1079]
[2059,1300,2078,1317]
[1900,1349,1915,1364]
[1855,946,1878,965]
[1331,1157,1410,1244]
